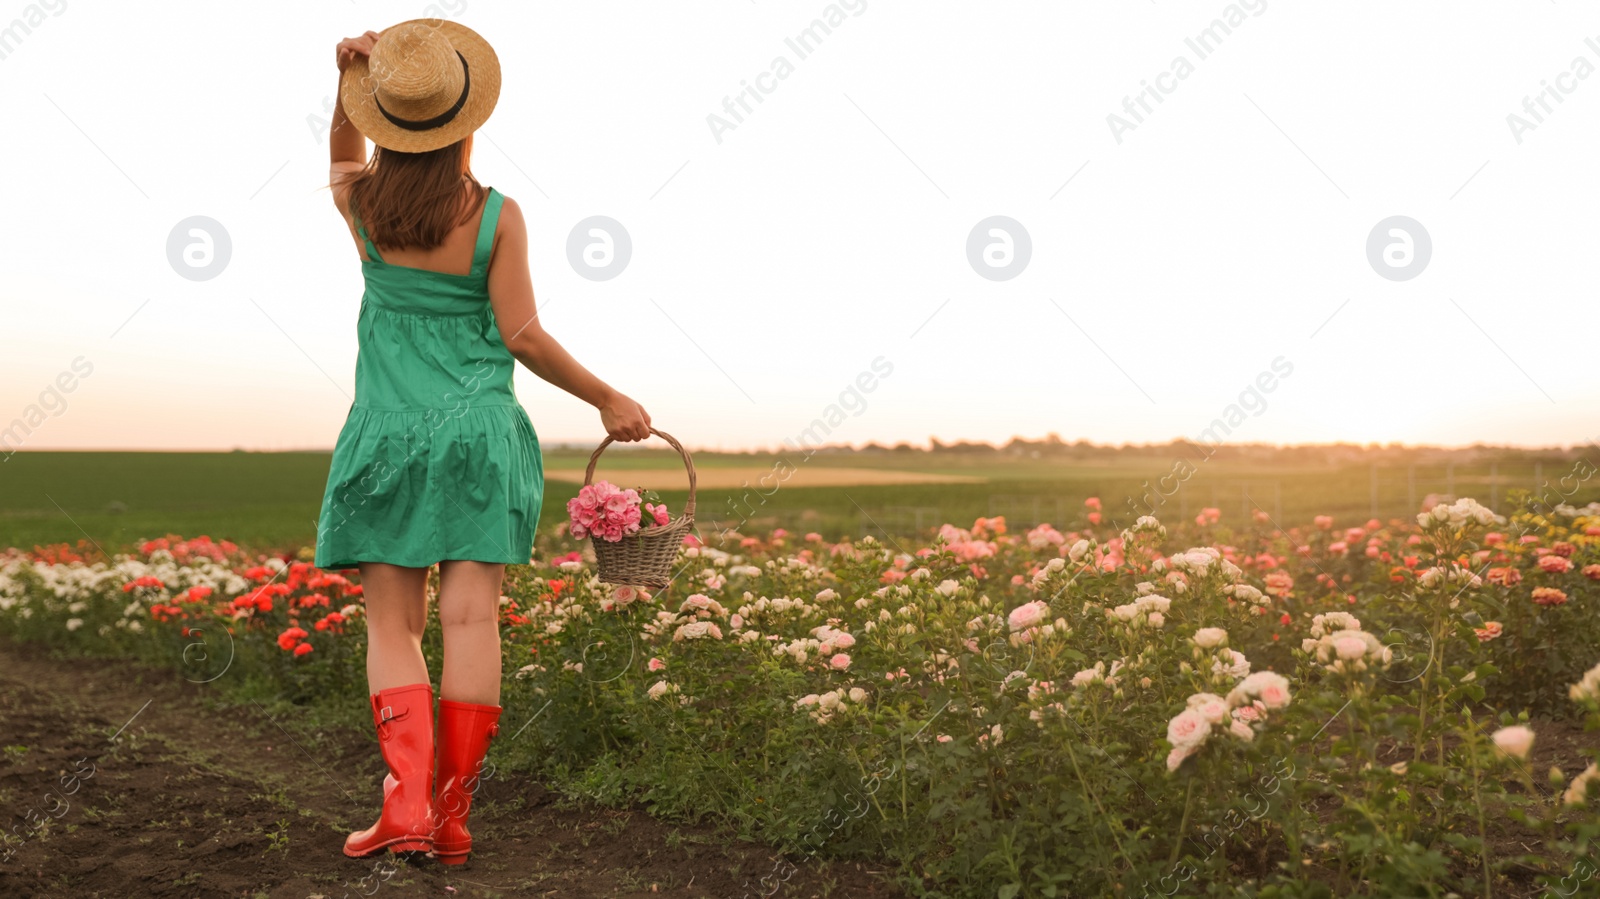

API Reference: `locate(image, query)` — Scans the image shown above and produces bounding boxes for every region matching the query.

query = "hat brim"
[339,19,500,154]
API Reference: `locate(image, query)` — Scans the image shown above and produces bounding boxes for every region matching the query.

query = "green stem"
[1169,775,1196,869]
[898,709,911,825]
[1466,715,1493,899]
[846,747,891,823]
[1064,738,1125,867]
[1434,616,1449,768]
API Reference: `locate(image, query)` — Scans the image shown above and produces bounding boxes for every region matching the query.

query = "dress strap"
[470,187,503,277]
[354,216,383,263]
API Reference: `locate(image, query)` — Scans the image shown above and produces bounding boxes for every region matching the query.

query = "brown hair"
[346,134,484,252]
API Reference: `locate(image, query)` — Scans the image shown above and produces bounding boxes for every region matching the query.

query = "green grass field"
[0,447,1592,554]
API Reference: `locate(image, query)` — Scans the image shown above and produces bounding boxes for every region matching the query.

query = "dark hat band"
[374,51,470,132]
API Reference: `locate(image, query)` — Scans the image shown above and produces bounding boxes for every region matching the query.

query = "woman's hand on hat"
[336,31,382,73]
[600,393,652,443]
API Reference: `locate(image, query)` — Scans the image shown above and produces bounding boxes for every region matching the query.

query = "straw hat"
[339,19,501,153]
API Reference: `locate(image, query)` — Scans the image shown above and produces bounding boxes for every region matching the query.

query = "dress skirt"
[315,401,543,570]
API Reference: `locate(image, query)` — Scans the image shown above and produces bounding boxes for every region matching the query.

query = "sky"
[2,0,1598,453]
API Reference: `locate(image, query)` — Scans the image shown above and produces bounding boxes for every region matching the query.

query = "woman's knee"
[369,608,427,640]
[437,561,504,629]
[438,596,498,630]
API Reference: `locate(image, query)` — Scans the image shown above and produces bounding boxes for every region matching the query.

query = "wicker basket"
[582,427,697,588]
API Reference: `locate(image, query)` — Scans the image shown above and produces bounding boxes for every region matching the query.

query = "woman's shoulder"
[492,192,525,236]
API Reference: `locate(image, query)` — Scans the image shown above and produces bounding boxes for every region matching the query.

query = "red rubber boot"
[430,699,502,864]
[343,683,437,857]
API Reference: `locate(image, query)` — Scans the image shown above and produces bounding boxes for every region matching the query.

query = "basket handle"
[582,427,697,519]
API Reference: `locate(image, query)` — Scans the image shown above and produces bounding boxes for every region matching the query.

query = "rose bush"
[3,500,1600,896]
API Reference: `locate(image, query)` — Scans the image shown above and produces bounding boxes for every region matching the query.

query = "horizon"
[6,436,1598,456]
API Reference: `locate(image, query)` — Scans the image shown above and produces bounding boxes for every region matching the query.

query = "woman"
[317,20,651,864]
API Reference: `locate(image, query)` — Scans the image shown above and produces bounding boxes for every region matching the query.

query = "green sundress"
[315,186,543,570]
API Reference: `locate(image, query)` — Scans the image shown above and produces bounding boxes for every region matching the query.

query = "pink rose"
[829,653,851,670]
[1166,709,1210,750]
[1491,725,1535,760]
[1258,683,1290,709]
[1008,600,1048,632]
[1334,636,1367,660]
[1539,555,1573,574]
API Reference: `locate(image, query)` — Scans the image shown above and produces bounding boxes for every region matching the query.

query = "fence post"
[1447,463,1455,498]
[1490,462,1499,509]
[1407,465,1416,513]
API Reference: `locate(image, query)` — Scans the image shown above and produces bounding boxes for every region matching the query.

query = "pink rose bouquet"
[567,479,671,542]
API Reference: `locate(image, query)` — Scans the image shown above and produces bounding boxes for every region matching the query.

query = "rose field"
[5,484,1600,897]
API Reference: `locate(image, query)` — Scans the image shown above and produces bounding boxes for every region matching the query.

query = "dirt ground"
[0,641,903,899]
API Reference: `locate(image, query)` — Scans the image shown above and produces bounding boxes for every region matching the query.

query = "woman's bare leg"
[437,561,505,705]
[358,562,430,693]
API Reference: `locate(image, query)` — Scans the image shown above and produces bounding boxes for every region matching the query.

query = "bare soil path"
[0,640,902,899]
